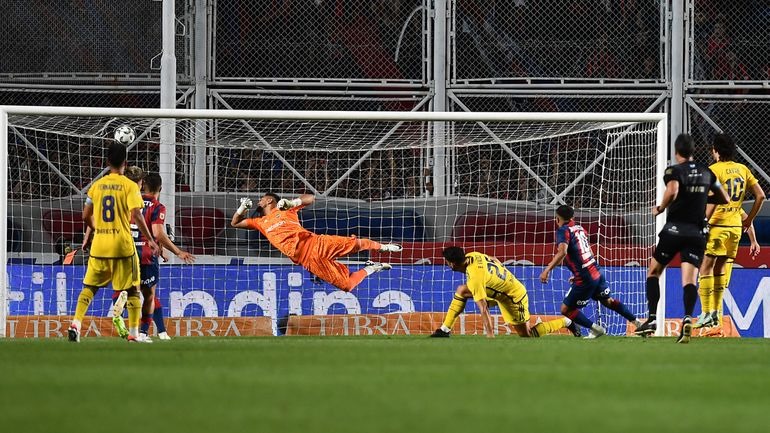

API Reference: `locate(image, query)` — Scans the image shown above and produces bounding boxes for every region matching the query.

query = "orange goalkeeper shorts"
[297,235,359,290]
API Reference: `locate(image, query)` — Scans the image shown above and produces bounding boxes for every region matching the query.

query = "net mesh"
[5,113,660,337]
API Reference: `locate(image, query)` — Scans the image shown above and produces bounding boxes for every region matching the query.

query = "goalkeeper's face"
[255,194,276,216]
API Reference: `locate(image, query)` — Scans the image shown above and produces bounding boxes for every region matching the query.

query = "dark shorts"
[140,264,159,289]
[562,274,611,309]
[653,229,707,267]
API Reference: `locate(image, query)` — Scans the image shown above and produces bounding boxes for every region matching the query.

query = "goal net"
[1,108,665,338]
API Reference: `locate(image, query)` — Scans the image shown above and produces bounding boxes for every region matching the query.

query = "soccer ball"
[114,125,136,144]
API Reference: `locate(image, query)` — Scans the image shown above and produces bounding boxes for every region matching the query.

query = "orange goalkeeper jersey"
[243,206,312,262]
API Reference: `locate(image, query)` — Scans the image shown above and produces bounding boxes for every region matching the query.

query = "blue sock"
[605,298,637,322]
[154,306,167,333]
[565,308,594,328]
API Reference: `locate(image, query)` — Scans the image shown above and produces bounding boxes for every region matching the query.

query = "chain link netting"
[210,94,429,198]
[689,0,770,82]
[452,0,664,82]
[0,0,191,79]
[213,0,425,82]
[449,94,664,114]
[687,98,770,195]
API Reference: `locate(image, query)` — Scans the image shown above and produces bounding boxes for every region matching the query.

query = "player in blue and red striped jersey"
[539,205,642,338]
[133,172,195,342]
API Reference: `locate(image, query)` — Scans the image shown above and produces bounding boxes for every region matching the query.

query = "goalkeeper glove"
[237,197,253,215]
[277,198,302,210]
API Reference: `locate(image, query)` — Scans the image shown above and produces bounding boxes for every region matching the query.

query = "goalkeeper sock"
[646,277,660,315]
[698,275,714,314]
[153,297,167,333]
[140,315,153,335]
[355,238,382,252]
[531,318,566,337]
[74,287,97,324]
[564,308,593,329]
[603,298,637,322]
[441,295,467,331]
[127,293,142,336]
[346,269,368,291]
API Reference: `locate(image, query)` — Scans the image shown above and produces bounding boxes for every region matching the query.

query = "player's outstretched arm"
[476,299,495,338]
[231,198,253,228]
[278,194,315,210]
[131,208,159,255]
[152,223,196,264]
[540,243,567,283]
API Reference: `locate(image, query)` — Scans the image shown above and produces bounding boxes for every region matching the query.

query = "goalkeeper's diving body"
[231,193,402,291]
[430,246,580,338]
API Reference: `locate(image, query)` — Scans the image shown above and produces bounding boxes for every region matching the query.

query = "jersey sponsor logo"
[95,228,121,235]
[265,220,286,233]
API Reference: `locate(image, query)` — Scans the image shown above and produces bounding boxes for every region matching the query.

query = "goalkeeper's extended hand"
[237,197,253,215]
[277,198,302,210]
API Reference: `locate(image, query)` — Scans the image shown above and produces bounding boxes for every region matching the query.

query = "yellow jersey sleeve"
[709,162,757,227]
[465,254,489,302]
[88,174,143,258]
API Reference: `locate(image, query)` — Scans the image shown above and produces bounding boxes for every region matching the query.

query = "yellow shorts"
[493,293,530,325]
[83,255,140,291]
[706,226,741,259]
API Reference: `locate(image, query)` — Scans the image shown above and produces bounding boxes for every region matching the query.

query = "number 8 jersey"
[556,220,602,287]
[86,173,144,258]
[708,160,758,228]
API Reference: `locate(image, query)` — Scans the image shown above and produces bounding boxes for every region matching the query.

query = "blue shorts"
[562,274,611,309]
[140,264,159,289]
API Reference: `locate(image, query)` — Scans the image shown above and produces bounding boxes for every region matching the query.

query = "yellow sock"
[74,287,97,323]
[127,293,142,329]
[699,275,714,313]
[723,261,734,287]
[532,318,567,337]
[720,261,733,325]
[441,295,467,330]
[712,274,725,325]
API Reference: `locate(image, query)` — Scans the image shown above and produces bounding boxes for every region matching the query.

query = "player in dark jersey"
[635,134,729,343]
[540,205,642,338]
[133,173,195,342]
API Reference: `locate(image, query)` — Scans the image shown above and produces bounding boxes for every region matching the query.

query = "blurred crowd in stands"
[5,0,770,205]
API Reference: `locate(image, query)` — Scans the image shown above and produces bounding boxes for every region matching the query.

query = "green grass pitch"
[1,336,769,433]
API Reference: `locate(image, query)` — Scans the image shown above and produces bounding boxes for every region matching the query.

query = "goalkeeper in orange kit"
[231,193,402,291]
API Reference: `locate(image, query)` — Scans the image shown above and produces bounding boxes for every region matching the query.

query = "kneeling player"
[431,246,579,338]
[540,205,642,338]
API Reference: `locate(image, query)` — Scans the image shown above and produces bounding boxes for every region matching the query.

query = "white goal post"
[1,106,667,338]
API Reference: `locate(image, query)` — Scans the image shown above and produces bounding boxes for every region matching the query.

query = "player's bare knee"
[455,284,471,298]
[560,304,570,316]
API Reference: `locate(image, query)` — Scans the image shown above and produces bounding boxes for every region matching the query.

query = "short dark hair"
[674,133,694,159]
[264,192,281,203]
[712,133,736,161]
[556,205,574,221]
[107,142,127,168]
[442,246,466,264]
[144,173,162,193]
